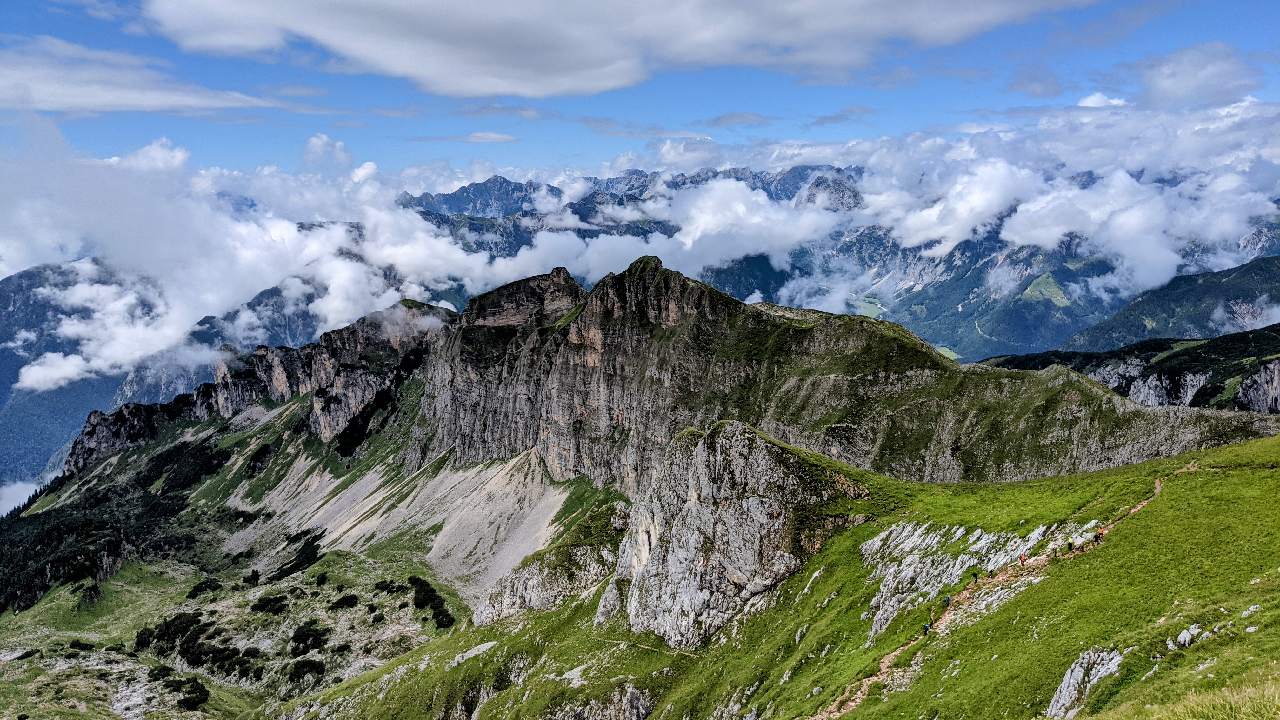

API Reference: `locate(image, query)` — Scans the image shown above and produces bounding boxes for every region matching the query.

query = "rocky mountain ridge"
[3,257,1280,719]
[4,166,1277,490]
[987,322,1280,413]
[63,257,1278,494]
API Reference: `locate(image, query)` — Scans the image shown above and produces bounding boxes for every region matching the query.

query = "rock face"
[413,257,1280,491]
[859,520,1093,640]
[63,302,452,475]
[600,422,863,648]
[475,545,617,626]
[1045,648,1126,719]
[64,257,1280,494]
[1238,360,1280,412]
[989,322,1280,413]
[542,684,651,720]
[1127,372,1211,407]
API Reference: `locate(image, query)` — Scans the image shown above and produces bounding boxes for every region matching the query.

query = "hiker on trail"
[1095,528,1105,544]
[923,623,931,636]
[943,594,951,609]
[1019,552,1027,567]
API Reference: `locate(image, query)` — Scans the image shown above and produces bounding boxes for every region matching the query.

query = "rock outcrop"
[410,257,1280,490]
[542,684,651,720]
[599,422,863,648]
[989,322,1280,414]
[475,545,617,626]
[63,302,452,475]
[1045,648,1126,719]
[859,520,1094,640]
[65,257,1280,493]
[1238,360,1280,413]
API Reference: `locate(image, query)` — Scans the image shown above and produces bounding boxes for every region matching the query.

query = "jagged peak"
[461,266,583,329]
[582,255,741,329]
[623,255,663,275]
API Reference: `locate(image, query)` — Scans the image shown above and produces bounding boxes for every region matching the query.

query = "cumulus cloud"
[139,0,1095,97]
[0,35,272,113]
[304,133,352,167]
[1136,43,1262,109]
[867,159,1046,255]
[624,93,1280,297]
[6,83,1280,390]
[1077,92,1127,108]
[104,138,190,171]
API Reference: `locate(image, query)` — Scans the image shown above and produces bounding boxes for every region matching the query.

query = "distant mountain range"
[1062,253,1280,352]
[1,165,1278,486]
[398,165,1279,360]
[0,224,401,485]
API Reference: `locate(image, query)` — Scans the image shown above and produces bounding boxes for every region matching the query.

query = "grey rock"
[1046,647,1126,719]
[606,422,861,648]
[1238,360,1280,413]
[860,520,1089,640]
[475,545,616,625]
[541,684,651,720]
[63,302,452,474]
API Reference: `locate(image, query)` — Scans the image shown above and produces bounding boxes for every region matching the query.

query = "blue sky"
[3,0,1278,173]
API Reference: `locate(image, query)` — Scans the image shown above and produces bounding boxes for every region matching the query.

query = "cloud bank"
[138,0,1094,97]
[3,72,1280,391]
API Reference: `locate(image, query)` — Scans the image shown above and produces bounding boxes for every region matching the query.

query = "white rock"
[1045,648,1125,719]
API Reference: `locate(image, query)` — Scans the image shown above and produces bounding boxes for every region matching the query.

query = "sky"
[3,0,1278,173]
[1,0,1280,401]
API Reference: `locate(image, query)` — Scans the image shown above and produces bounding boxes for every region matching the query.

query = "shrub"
[249,594,288,614]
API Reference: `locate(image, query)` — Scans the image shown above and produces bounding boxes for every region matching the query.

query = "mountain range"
[2,258,1279,719]
[1,165,1279,490]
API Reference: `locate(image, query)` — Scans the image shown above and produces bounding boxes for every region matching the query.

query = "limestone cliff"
[598,422,863,647]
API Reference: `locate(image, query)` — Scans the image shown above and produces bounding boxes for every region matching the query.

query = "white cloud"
[411,132,519,144]
[863,158,1046,255]
[6,85,1280,390]
[1137,43,1261,109]
[0,35,272,113]
[104,138,190,171]
[15,352,92,391]
[304,133,351,167]
[0,481,39,515]
[140,0,1095,97]
[1078,92,1127,108]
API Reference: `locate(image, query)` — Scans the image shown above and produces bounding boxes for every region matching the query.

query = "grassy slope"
[856,440,1280,719]
[3,424,1277,719]
[262,434,1280,720]
[0,562,265,719]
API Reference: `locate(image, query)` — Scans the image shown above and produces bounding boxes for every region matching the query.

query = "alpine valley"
[3,256,1280,720]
